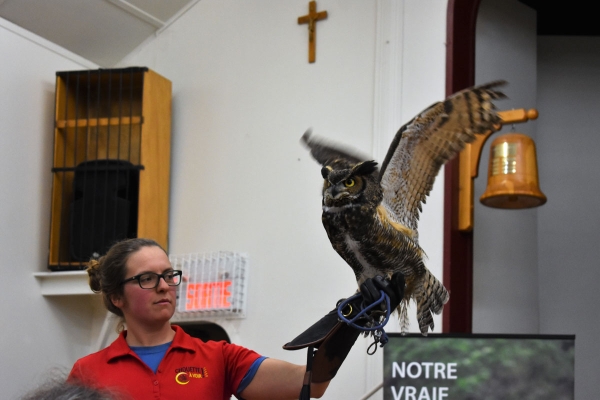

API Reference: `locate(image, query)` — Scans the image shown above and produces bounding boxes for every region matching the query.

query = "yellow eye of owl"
[344,178,355,187]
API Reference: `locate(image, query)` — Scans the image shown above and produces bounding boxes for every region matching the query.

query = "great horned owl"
[302,81,506,335]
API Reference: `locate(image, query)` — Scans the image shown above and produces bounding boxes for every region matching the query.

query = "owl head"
[320,159,380,208]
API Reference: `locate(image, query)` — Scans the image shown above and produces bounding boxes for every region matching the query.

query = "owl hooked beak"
[322,177,355,208]
[323,189,349,208]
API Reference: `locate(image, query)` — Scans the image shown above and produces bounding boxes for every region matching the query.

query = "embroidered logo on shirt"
[175,366,208,384]
[175,372,190,385]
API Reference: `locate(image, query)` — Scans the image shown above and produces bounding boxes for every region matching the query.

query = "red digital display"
[185,281,232,310]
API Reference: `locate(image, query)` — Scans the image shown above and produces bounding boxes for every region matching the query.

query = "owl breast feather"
[322,204,424,283]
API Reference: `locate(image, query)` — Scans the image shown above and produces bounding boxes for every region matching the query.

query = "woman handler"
[68,238,402,399]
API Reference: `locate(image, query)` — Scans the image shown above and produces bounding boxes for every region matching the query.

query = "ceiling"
[0,0,198,67]
[518,0,599,36]
[2,0,597,68]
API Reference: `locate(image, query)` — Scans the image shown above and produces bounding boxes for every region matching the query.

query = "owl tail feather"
[415,269,450,336]
[397,299,410,335]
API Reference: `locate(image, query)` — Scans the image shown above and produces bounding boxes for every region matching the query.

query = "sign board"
[383,334,574,400]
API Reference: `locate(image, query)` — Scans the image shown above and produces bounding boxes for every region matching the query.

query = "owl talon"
[336,289,392,333]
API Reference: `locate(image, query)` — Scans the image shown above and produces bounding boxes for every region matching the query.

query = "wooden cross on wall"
[298,1,328,63]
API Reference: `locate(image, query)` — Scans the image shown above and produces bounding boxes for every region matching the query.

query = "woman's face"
[112,246,177,327]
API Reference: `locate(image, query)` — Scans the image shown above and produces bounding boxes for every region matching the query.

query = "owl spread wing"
[301,129,373,168]
[379,81,507,234]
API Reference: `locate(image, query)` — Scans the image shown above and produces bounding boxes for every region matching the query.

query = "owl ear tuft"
[352,160,378,176]
[321,166,333,179]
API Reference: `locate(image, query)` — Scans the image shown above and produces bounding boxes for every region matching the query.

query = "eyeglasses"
[120,270,183,289]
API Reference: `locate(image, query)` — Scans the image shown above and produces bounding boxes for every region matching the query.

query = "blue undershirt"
[130,342,172,373]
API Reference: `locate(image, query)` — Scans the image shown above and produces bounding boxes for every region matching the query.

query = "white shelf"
[34,271,96,296]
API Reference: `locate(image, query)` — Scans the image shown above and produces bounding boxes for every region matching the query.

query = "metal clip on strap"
[336,290,391,331]
[337,290,392,354]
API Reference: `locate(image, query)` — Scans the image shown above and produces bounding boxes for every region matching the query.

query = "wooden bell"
[480,133,547,209]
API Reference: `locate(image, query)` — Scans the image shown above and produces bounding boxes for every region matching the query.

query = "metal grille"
[50,67,147,270]
[170,252,249,321]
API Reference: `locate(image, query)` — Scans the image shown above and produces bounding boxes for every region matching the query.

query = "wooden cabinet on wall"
[49,67,171,271]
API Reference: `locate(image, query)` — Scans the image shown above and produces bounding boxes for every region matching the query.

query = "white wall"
[1,1,448,399]
[0,18,108,400]
[118,1,447,398]
[537,35,600,400]
[474,0,540,333]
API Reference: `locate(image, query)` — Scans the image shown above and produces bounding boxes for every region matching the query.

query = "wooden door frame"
[443,0,481,333]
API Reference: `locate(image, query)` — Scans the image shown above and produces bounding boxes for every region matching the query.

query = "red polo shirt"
[68,325,262,400]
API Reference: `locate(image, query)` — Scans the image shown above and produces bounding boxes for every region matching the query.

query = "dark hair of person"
[87,238,166,318]
[20,379,119,400]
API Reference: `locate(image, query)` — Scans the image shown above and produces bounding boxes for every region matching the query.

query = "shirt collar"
[106,325,195,362]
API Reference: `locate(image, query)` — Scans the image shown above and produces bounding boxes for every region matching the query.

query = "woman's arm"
[239,358,329,400]
[240,274,404,399]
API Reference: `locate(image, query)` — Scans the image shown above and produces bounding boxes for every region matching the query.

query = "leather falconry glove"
[283,272,405,387]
